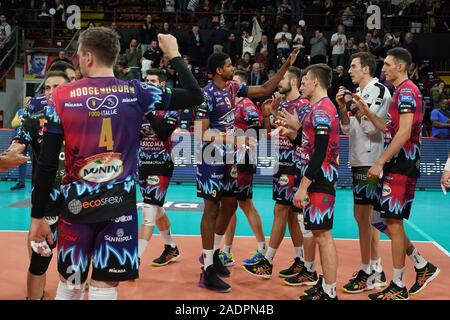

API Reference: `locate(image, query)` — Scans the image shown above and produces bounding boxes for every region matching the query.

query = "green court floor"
[1,181,449,254]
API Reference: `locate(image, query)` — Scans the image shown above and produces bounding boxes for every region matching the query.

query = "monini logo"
[79,153,123,183]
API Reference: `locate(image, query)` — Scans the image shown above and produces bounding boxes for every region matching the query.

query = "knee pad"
[142,204,159,226]
[28,251,53,276]
[88,286,118,300]
[371,210,388,234]
[298,213,313,238]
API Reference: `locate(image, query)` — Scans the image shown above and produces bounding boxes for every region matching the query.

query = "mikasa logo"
[79,153,123,183]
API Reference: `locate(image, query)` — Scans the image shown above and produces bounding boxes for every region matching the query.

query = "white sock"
[223,245,232,255]
[295,246,304,261]
[304,260,316,272]
[257,242,266,253]
[214,234,224,251]
[138,239,149,258]
[393,267,406,288]
[88,286,118,300]
[265,247,276,264]
[322,281,337,298]
[370,258,383,273]
[160,229,176,248]
[408,248,427,269]
[360,264,371,274]
[203,249,214,268]
[55,281,84,300]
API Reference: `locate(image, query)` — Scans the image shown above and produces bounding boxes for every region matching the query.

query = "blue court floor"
[1,181,449,255]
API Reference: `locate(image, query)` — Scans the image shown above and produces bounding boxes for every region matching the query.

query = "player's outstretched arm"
[247,48,300,99]
[157,34,204,109]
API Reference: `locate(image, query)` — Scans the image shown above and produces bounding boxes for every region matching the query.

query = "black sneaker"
[368,281,409,300]
[242,256,273,279]
[303,275,323,296]
[299,284,338,300]
[198,249,231,277]
[374,270,387,288]
[284,268,318,287]
[278,257,304,278]
[10,183,25,190]
[199,265,231,293]
[152,244,180,267]
[342,270,375,293]
[409,262,440,295]
[213,249,230,277]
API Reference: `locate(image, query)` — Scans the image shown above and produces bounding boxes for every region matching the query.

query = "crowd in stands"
[0,0,449,137]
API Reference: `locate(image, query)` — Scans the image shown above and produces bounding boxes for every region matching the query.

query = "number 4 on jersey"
[99,118,114,150]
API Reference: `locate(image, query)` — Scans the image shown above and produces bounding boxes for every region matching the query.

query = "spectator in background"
[255,34,275,66]
[0,14,11,36]
[237,52,253,72]
[142,40,162,79]
[430,98,450,139]
[291,0,302,22]
[51,50,73,66]
[224,32,240,64]
[187,24,203,66]
[278,0,292,25]
[431,81,447,107]
[330,24,347,68]
[341,6,355,29]
[161,22,174,35]
[241,17,263,58]
[330,65,353,105]
[343,38,357,69]
[140,15,158,53]
[370,29,382,57]
[75,67,82,80]
[124,38,142,80]
[357,42,369,53]
[323,0,336,27]
[310,29,328,64]
[258,14,273,36]
[111,22,126,54]
[163,0,176,12]
[248,62,268,86]
[116,61,135,81]
[292,26,304,49]
[210,23,229,53]
[256,47,272,71]
[0,30,7,47]
[402,32,419,63]
[274,24,292,58]
[408,61,420,85]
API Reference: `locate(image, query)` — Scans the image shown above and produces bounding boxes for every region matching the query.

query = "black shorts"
[139,163,174,206]
[303,192,335,230]
[376,172,417,220]
[352,166,379,205]
[273,166,296,205]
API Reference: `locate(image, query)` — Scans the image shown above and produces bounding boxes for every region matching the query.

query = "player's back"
[50,77,161,193]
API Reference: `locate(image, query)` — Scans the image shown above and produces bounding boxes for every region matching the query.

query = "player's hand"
[272,92,283,111]
[336,87,346,108]
[278,108,301,131]
[368,161,383,180]
[0,148,29,170]
[29,218,53,257]
[287,47,300,66]
[293,187,310,209]
[158,34,180,60]
[261,98,274,117]
[441,169,450,188]
[352,94,370,116]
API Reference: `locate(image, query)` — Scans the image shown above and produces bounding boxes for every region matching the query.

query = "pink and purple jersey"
[384,79,423,177]
[234,97,261,131]
[277,97,310,171]
[299,97,339,193]
[138,110,178,164]
[195,81,248,134]
[45,77,171,223]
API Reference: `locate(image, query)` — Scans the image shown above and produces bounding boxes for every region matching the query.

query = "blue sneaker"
[219,251,235,267]
[243,251,265,266]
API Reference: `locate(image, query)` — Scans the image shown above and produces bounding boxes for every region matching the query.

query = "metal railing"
[0,27,20,83]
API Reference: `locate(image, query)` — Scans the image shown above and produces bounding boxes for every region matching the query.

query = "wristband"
[445,157,450,171]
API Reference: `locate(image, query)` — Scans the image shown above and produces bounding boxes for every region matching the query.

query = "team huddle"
[3,27,440,300]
